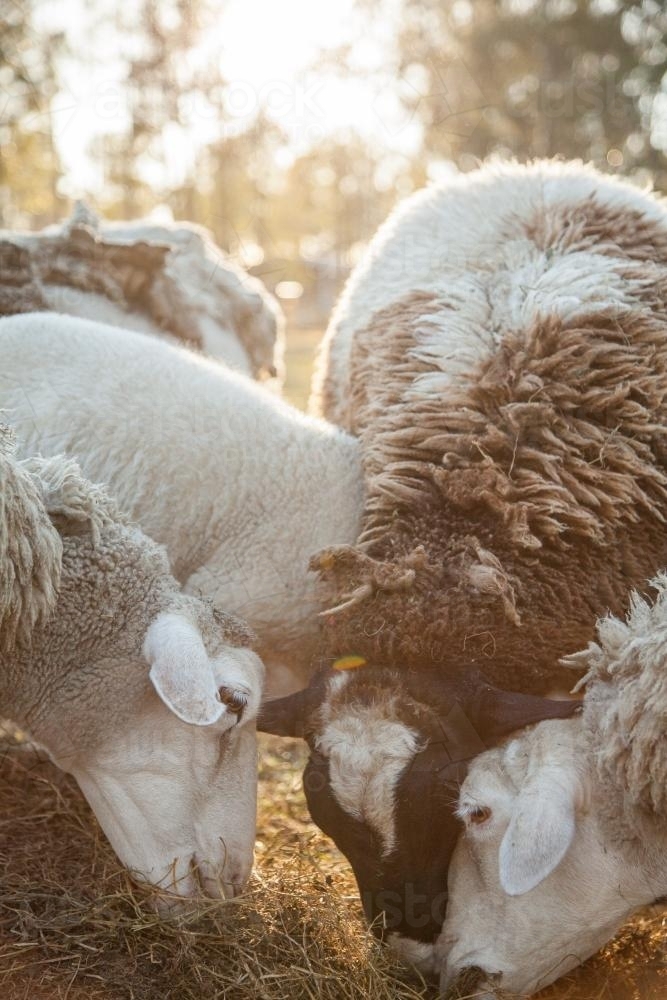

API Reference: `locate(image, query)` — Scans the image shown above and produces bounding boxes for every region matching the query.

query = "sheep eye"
[217,687,247,714]
[468,806,492,825]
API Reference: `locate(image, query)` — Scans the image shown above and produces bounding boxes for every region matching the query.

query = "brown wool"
[313,194,667,692]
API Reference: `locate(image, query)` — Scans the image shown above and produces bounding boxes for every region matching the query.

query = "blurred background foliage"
[2,0,667,347]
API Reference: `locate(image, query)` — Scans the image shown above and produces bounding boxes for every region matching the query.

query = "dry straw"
[0,731,664,1000]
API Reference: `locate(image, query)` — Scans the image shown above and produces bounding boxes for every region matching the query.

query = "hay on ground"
[0,730,664,1000]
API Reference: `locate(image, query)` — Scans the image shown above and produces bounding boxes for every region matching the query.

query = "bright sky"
[39,0,418,197]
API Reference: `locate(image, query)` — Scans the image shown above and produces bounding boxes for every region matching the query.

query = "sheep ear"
[464,673,581,744]
[498,773,578,896]
[257,688,316,738]
[257,670,330,739]
[144,612,225,726]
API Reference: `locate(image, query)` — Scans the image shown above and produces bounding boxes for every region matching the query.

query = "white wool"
[0,431,61,647]
[0,311,364,696]
[99,216,285,380]
[311,158,664,423]
[316,705,420,855]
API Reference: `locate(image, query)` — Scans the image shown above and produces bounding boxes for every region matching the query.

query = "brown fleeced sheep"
[309,159,667,693]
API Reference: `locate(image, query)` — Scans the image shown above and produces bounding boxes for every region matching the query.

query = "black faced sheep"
[260,663,577,971]
[261,160,667,966]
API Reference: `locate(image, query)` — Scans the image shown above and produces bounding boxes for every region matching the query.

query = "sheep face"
[437,719,650,997]
[302,700,463,975]
[259,667,578,973]
[4,519,264,904]
[35,607,263,903]
[68,656,261,903]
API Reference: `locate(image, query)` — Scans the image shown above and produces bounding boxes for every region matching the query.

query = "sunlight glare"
[218,0,355,87]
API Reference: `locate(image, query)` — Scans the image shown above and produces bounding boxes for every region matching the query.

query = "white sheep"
[0,433,264,901]
[0,203,284,381]
[438,577,667,996]
[0,311,364,697]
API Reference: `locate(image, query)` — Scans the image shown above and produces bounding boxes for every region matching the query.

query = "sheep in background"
[0,435,264,901]
[0,202,284,382]
[439,575,667,997]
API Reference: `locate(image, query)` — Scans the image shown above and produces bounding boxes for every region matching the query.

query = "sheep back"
[310,161,667,692]
[0,205,284,382]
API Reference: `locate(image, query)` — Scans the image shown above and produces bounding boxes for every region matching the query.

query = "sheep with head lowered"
[0,431,263,902]
[259,160,667,968]
[309,159,667,692]
[0,310,364,697]
[0,203,284,381]
[438,574,667,998]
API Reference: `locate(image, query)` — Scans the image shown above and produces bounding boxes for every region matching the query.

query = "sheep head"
[258,664,578,973]
[437,580,667,996]
[1,453,265,905]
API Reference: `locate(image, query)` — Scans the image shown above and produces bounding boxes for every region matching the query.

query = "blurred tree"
[195,115,287,254]
[169,128,414,298]
[245,133,425,324]
[394,0,667,184]
[97,0,214,217]
[0,1,65,225]
[266,134,419,264]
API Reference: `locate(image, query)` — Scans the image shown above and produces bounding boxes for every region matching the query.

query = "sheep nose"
[226,876,246,898]
[192,856,249,900]
[151,887,199,916]
[440,964,497,1000]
